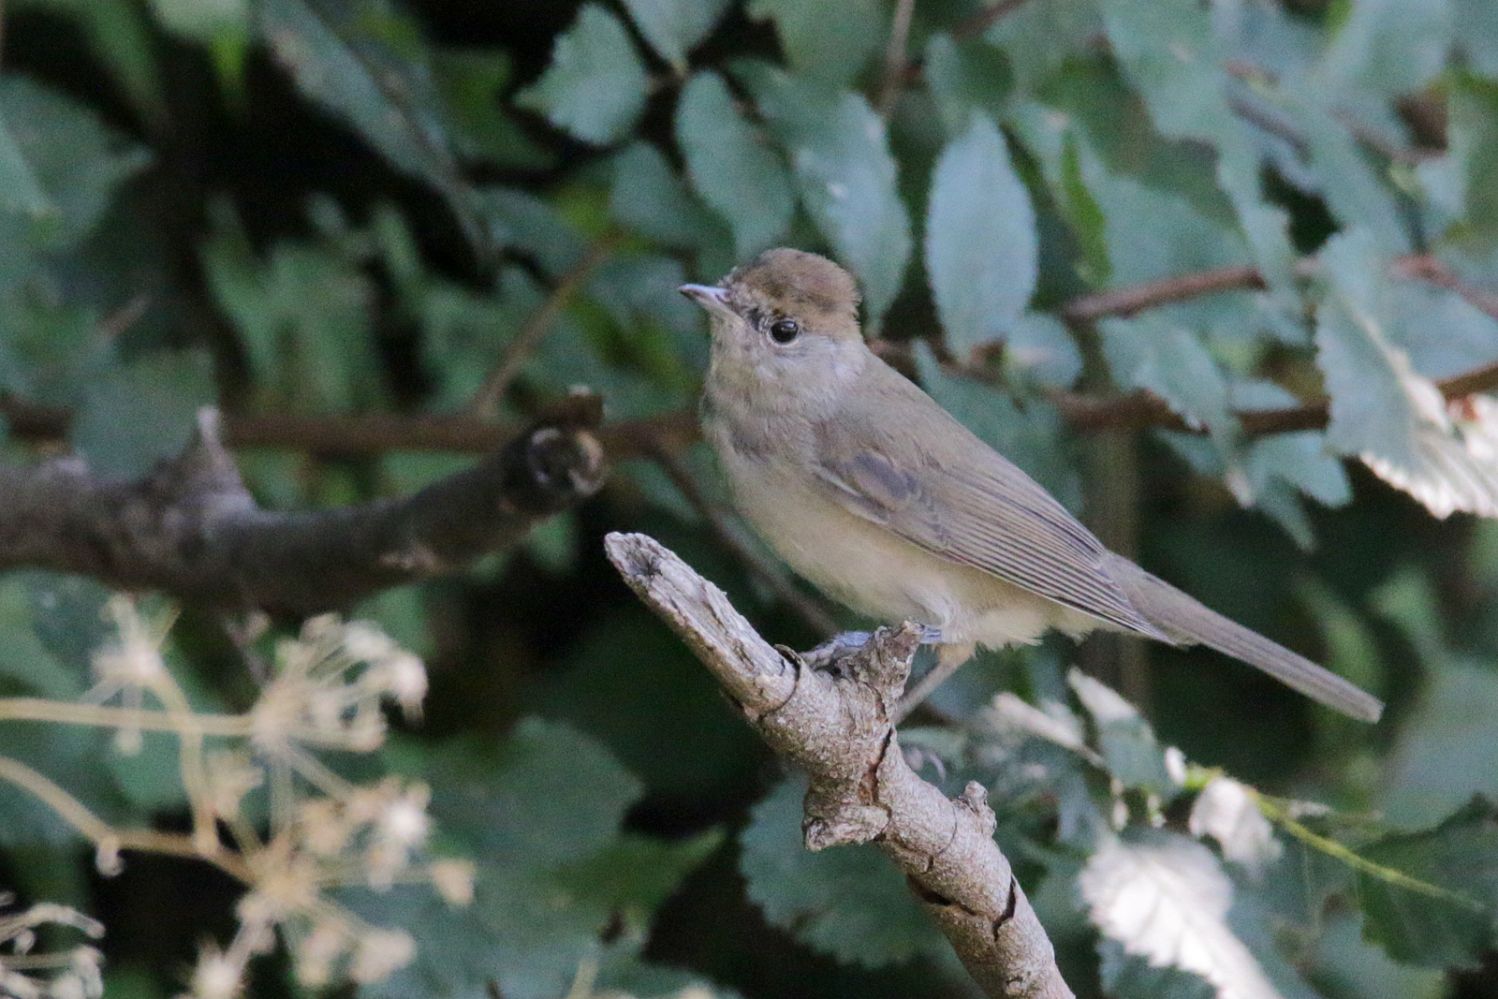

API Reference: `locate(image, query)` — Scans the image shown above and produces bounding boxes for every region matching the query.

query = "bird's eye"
[769,318,801,344]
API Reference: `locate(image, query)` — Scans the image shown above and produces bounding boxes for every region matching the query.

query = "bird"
[679,247,1383,723]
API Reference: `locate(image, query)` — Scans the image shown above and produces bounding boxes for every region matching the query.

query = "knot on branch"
[501,424,606,515]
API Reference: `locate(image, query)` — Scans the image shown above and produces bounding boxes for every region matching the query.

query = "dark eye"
[769,318,801,344]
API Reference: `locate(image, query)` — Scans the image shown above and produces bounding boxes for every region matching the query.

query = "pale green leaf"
[148,0,248,46]
[1097,939,1215,999]
[1315,0,1452,99]
[922,33,1012,137]
[516,4,648,145]
[620,0,730,70]
[924,115,1037,356]
[1100,317,1236,439]
[0,78,150,255]
[676,72,795,257]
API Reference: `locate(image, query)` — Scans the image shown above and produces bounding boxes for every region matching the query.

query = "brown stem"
[468,234,621,417]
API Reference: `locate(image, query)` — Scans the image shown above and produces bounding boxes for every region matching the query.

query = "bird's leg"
[892,641,975,723]
[799,625,943,671]
[797,630,873,669]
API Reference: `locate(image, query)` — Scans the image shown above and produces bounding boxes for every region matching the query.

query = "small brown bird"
[681,247,1383,722]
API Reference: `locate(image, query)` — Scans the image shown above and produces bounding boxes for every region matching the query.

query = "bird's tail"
[1104,554,1384,723]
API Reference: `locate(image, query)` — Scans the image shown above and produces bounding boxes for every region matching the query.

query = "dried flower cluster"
[0,598,470,999]
[0,895,104,999]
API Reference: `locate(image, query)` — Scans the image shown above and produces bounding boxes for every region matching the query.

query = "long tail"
[1104,554,1384,722]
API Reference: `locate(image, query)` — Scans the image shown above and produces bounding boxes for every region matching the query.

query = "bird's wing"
[810,407,1168,639]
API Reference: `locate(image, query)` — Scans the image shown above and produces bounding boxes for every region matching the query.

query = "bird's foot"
[799,630,873,670]
[798,625,944,672]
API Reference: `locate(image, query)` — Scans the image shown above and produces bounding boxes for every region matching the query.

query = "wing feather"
[811,420,1167,639]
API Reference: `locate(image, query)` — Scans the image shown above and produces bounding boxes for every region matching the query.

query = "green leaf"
[0,110,54,218]
[1381,649,1498,829]
[609,142,727,253]
[257,0,482,245]
[745,0,882,86]
[72,351,215,479]
[739,776,947,968]
[433,50,555,171]
[0,77,150,257]
[1097,939,1215,999]
[1068,670,1177,797]
[676,72,796,258]
[1420,77,1498,247]
[1312,909,1447,999]
[738,65,911,325]
[1357,799,1498,968]
[924,115,1038,356]
[147,0,249,47]
[1454,0,1498,76]
[1315,229,1498,519]
[516,4,649,145]
[1188,776,1281,873]
[921,33,1012,137]
[555,829,724,920]
[356,721,714,999]
[1099,317,1236,440]
[1314,0,1452,99]
[620,0,730,70]
[1080,829,1290,999]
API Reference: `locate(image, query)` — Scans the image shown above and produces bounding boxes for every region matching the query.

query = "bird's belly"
[721,453,1073,649]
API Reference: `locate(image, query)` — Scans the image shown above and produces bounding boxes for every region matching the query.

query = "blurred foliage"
[1,0,1498,997]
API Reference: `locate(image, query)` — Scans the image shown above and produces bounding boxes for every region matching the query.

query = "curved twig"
[605,532,1073,999]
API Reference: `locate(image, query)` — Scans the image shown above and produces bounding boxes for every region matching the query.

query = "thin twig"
[0,755,253,882]
[468,234,621,417]
[876,0,918,117]
[651,447,841,634]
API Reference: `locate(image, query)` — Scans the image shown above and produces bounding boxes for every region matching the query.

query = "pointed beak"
[678,283,733,319]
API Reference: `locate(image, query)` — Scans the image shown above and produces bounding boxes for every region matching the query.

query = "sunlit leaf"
[924,115,1037,356]
[1079,829,1289,999]
[1316,229,1498,518]
[1189,776,1281,874]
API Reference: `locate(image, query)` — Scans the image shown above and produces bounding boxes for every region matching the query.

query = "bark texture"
[605,531,1074,999]
[0,409,605,613]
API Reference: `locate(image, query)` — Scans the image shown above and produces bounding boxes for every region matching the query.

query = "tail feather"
[1105,555,1384,723]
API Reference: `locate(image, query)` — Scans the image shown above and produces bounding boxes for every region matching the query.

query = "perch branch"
[0,408,604,613]
[605,532,1073,999]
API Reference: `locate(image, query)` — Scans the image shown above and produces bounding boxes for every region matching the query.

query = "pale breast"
[709,423,1081,649]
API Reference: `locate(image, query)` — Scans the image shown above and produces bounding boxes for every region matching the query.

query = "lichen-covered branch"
[604,532,1074,999]
[0,409,605,613]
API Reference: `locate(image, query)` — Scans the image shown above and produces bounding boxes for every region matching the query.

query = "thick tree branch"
[0,409,604,613]
[605,532,1073,999]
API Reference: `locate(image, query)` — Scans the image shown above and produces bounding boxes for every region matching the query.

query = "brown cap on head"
[725,248,862,334]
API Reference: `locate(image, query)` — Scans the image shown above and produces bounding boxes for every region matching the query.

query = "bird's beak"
[678,284,734,320]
